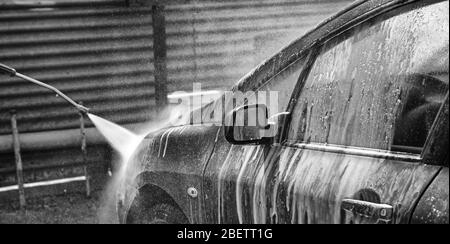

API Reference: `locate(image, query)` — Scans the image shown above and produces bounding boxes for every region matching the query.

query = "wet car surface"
[117,0,449,224]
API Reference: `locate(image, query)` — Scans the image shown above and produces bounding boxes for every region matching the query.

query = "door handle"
[341,199,394,224]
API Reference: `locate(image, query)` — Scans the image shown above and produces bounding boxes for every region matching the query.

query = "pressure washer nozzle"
[76,104,90,114]
[1,62,91,114]
[0,63,17,77]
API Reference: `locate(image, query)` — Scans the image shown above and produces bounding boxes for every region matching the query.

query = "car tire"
[127,203,188,224]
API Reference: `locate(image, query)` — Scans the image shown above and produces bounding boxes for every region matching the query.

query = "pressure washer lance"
[0,63,90,114]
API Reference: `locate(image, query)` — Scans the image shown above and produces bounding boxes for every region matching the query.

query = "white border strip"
[0,176,86,193]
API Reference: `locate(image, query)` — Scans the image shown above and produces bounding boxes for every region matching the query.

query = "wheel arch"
[126,180,190,224]
[124,170,196,224]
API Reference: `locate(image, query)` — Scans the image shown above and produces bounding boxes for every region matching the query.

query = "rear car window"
[288,1,449,154]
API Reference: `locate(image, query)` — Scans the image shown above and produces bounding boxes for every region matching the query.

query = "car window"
[256,54,309,116]
[198,52,309,125]
[287,1,449,154]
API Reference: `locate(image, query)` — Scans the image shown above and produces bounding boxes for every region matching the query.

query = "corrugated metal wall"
[0,0,352,135]
[0,0,156,135]
[164,0,352,93]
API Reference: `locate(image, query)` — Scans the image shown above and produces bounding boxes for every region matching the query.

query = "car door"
[201,48,313,223]
[203,0,449,224]
[272,0,448,224]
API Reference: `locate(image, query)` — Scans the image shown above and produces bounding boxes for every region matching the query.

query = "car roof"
[232,0,441,92]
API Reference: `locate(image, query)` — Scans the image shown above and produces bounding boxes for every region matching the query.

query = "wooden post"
[10,110,26,209]
[79,107,91,198]
[152,4,168,108]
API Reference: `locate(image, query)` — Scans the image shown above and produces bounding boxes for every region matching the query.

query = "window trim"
[283,141,422,162]
[421,92,449,166]
[279,0,448,162]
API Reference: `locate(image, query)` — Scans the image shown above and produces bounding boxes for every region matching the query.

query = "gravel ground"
[0,191,118,224]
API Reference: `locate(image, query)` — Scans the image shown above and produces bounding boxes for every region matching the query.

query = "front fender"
[411,167,449,224]
[118,124,221,224]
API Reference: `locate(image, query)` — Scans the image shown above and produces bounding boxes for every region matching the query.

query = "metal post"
[152,4,168,108]
[79,107,91,198]
[10,110,26,209]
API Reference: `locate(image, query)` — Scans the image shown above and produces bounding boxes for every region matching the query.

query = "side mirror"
[224,104,274,145]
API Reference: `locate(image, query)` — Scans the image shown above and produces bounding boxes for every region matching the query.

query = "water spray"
[2,62,184,223]
[0,62,149,156]
[0,63,90,114]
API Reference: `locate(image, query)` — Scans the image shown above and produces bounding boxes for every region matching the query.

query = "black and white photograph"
[0,0,448,228]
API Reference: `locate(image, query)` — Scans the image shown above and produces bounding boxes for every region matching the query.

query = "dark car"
[117,0,449,224]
